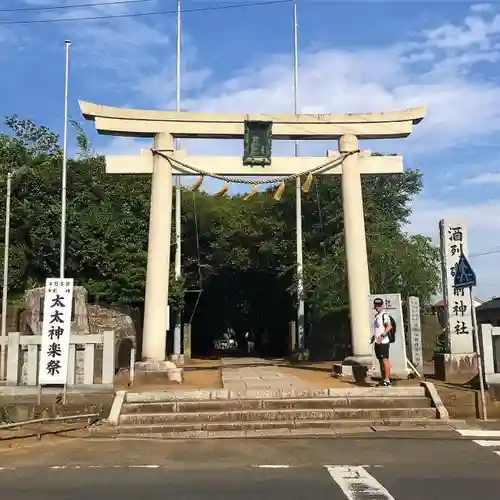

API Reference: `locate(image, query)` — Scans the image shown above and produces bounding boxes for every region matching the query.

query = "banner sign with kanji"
[38,278,74,385]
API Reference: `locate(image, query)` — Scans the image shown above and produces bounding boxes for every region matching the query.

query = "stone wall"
[3,288,138,385]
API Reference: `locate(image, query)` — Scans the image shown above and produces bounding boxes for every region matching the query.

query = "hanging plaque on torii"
[243,120,272,166]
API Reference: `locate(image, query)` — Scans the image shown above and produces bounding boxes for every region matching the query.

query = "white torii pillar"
[142,133,174,361]
[339,135,372,361]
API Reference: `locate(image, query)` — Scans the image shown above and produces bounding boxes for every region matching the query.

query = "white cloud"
[423,14,500,49]
[467,172,500,184]
[100,136,151,156]
[470,3,495,14]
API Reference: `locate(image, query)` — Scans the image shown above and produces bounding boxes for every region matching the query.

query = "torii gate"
[80,101,425,368]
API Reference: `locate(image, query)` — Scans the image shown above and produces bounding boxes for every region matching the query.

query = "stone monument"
[17,287,137,384]
[80,100,426,376]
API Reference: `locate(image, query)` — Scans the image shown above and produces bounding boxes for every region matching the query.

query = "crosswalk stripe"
[457,429,500,438]
[253,465,290,468]
[473,440,500,447]
[326,465,395,500]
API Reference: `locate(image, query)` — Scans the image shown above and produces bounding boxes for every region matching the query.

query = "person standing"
[371,297,393,387]
[245,330,255,355]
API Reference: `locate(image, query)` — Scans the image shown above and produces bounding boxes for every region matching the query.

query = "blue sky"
[1,0,500,299]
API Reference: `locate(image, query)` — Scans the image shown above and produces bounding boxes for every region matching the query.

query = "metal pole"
[470,286,487,420]
[0,173,12,379]
[60,40,71,279]
[293,0,305,350]
[173,0,182,358]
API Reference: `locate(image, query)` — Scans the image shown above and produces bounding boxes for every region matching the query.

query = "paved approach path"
[221,357,308,391]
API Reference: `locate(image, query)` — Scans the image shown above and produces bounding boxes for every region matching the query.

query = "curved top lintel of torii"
[79,100,426,140]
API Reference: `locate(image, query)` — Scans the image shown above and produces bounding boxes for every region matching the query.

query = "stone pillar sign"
[407,296,423,375]
[439,218,474,353]
[436,218,476,382]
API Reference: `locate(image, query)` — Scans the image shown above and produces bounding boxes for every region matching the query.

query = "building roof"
[476,298,500,312]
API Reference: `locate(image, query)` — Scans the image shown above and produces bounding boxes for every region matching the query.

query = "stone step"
[121,396,432,414]
[112,427,454,439]
[91,417,455,439]
[119,407,437,426]
[124,386,426,403]
[115,416,443,434]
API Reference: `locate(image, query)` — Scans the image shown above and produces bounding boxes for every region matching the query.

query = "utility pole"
[293,0,305,349]
[0,172,12,380]
[1,165,28,379]
[173,0,182,359]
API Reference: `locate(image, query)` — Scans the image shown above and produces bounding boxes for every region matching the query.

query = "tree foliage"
[0,116,441,354]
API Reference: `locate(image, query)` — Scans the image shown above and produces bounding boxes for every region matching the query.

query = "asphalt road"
[0,432,499,499]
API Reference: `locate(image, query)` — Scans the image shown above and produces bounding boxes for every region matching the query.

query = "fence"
[0,331,115,388]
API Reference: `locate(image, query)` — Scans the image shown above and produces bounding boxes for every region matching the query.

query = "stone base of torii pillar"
[134,360,184,384]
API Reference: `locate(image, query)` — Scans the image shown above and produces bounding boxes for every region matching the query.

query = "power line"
[0,0,291,25]
[470,248,500,258]
[0,0,154,13]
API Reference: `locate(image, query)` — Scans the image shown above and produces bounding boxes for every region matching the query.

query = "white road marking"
[326,465,395,500]
[473,440,500,447]
[324,465,382,469]
[0,463,386,472]
[457,429,500,438]
[253,465,290,468]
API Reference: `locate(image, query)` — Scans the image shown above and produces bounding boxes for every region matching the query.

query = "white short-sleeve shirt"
[373,311,391,345]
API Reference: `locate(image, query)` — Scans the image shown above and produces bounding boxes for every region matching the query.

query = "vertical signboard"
[38,278,74,385]
[439,218,474,353]
[407,296,424,375]
[368,293,408,376]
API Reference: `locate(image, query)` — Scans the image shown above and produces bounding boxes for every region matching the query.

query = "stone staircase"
[94,385,456,439]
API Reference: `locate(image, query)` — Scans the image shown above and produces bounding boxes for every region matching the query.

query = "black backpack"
[384,313,397,343]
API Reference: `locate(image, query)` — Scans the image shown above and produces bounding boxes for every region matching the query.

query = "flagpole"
[173,0,182,359]
[60,40,71,279]
[293,0,305,349]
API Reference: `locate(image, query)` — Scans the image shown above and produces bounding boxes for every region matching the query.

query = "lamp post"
[60,39,71,279]
[1,165,28,379]
[173,0,182,359]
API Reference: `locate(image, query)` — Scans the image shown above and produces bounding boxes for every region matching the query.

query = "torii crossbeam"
[80,100,426,368]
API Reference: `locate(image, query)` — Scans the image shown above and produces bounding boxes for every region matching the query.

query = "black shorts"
[374,343,390,360]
